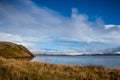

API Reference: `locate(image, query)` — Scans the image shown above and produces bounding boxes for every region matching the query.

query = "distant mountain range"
[33,47,120,56]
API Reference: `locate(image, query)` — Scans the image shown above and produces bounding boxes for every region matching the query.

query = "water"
[31,55,120,68]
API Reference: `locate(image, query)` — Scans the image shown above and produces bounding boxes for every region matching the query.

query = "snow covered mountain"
[33,47,120,55]
[101,47,120,54]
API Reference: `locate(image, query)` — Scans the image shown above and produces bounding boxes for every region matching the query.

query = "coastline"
[35,54,120,56]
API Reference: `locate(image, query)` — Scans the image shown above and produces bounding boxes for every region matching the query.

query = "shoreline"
[35,54,120,56]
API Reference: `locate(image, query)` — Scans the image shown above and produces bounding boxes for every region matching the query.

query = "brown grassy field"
[0,57,120,80]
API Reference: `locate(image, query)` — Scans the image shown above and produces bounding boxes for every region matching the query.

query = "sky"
[0,0,120,51]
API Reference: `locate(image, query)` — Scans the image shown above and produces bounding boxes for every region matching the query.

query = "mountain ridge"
[33,47,120,55]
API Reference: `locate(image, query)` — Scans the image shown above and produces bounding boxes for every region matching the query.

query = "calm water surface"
[31,55,120,68]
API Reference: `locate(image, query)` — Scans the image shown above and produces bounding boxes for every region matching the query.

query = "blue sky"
[0,0,120,51]
[33,0,120,24]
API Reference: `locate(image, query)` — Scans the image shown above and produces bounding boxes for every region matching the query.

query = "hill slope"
[0,42,34,57]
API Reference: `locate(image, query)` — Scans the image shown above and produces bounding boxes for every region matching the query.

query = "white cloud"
[0,0,120,50]
[0,32,38,49]
[105,25,120,30]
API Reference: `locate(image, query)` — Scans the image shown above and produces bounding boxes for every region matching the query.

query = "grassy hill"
[0,57,120,80]
[0,42,34,58]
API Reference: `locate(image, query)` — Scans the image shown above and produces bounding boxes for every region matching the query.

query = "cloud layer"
[0,0,120,51]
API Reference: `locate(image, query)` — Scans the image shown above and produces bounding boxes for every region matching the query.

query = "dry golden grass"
[0,57,120,80]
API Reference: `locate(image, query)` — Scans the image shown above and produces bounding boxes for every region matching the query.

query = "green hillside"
[0,42,34,58]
